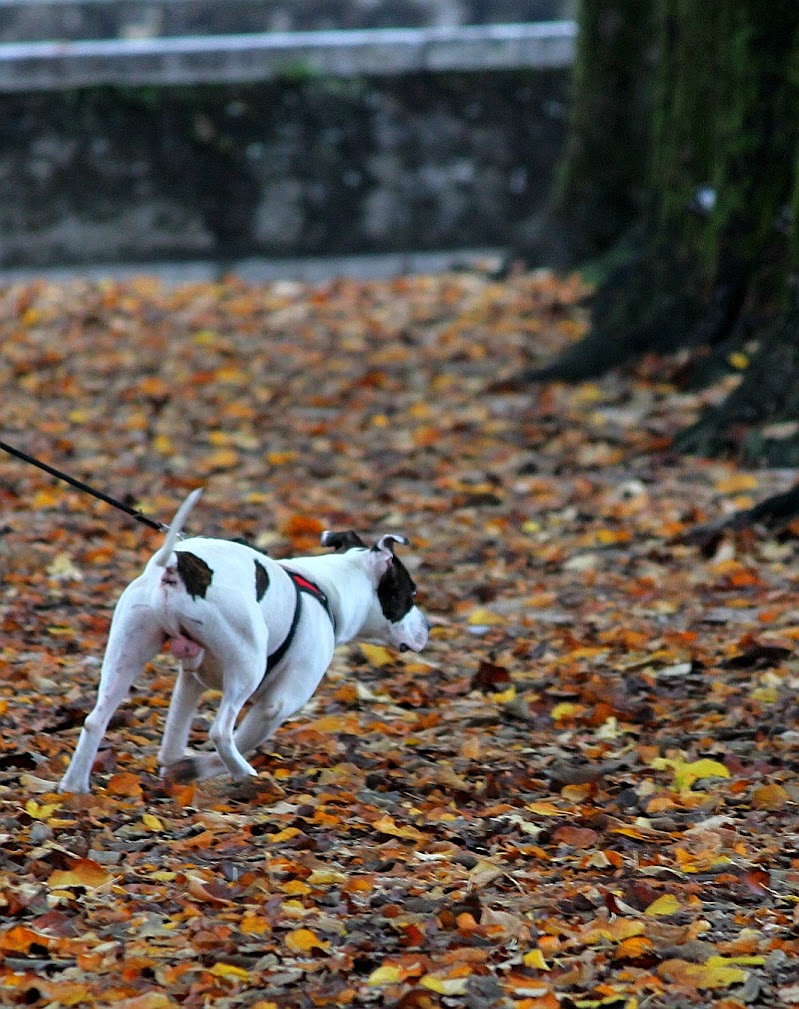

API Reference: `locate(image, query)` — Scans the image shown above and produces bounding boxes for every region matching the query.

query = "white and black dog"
[58,490,428,793]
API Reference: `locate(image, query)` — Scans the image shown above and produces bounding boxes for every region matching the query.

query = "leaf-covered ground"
[2,269,799,1009]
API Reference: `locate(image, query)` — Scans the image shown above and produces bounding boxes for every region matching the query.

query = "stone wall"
[0,1,574,41]
[0,69,568,269]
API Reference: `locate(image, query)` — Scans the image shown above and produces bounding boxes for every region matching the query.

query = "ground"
[1,269,799,1008]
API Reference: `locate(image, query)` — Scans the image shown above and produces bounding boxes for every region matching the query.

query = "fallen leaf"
[284,928,331,954]
[645,894,681,916]
[658,957,748,989]
[48,859,112,890]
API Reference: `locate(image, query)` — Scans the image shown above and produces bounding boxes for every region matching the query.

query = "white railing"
[0,21,576,92]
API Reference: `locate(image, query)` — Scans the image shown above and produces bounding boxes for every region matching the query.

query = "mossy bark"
[516,0,655,268]
[528,1,799,455]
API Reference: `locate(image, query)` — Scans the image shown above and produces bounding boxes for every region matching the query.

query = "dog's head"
[321,530,429,653]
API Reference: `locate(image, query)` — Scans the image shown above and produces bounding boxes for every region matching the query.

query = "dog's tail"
[153,488,203,568]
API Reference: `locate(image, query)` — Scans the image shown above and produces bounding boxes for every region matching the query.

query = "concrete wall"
[0,1,574,41]
[0,7,574,270]
[0,68,569,269]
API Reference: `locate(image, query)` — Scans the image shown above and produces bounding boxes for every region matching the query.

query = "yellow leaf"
[142,813,164,831]
[282,880,312,896]
[240,913,270,936]
[523,948,550,970]
[267,827,301,843]
[551,702,581,721]
[153,434,174,456]
[372,815,425,841]
[468,860,504,888]
[25,799,61,821]
[658,957,748,989]
[492,685,517,704]
[193,329,218,346]
[368,965,405,986]
[359,643,395,667]
[645,894,681,916]
[750,686,779,704]
[215,366,248,385]
[671,758,730,791]
[584,919,645,944]
[208,963,250,981]
[468,608,505,626]
[31,488,60,510]
[420,975,470,995]
[309,714,359,734]
[48,859,112,890]
[284,928,330,954]
[525,801,567,817]
[47,625,74,637]
[267,451,298,465]
[203,447,239,470]
[47,553,83,582]
[714,473,758,494]
[355,683,392,704]
[728,351,749,370]
[110,996,176,1009]
[307,869,347,886]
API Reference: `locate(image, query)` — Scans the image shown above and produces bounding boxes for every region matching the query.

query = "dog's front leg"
[158,665,205,771]
[166,656,331,783]
[59,595,163,793]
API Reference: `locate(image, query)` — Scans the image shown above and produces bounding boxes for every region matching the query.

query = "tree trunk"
[527,1,799,466]
[514,0,655,268]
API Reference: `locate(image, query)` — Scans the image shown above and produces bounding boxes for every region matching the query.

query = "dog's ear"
[320,530,367,551]
[368,534,410,576]
[373,534,410,555]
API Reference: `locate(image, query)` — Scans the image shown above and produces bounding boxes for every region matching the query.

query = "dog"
[58,489,428,793]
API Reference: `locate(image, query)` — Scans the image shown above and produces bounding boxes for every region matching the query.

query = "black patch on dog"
[176,551,213,599]
[377,555,416,622]
[254,559,269,601]
[323,530,367,551]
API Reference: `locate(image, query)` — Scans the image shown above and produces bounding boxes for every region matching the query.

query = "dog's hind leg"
[59,589,163,793]
[158,666,205,770]
[208,653,265,781]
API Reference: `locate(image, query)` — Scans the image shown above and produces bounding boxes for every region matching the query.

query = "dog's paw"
[162,757,201,783]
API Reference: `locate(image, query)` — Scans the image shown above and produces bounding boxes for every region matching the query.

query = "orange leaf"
[751,782,789,810]
[0,924,52,954]
[106,771,143,797]
[284,928,330,953]
[48,858,112,890]
[372,815,425,841]
[612,935,654,960]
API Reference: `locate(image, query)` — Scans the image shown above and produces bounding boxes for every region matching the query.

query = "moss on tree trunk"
[517,0,655,268]
[529,1,799,466]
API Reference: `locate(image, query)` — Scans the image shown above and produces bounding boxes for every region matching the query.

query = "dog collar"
[263,570,335,678]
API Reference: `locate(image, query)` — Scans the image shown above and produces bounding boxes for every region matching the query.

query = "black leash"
[0,438,166,533]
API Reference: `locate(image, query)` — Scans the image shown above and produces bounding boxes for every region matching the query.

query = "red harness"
[263,570,335,678]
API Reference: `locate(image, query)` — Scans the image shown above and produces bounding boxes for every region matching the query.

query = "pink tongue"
[170,635,203,661]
